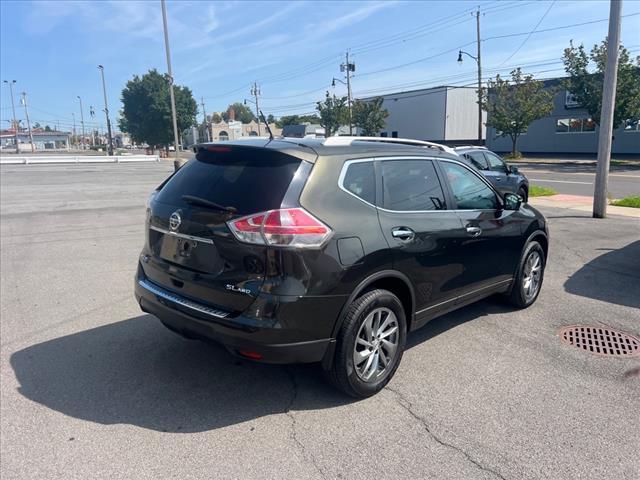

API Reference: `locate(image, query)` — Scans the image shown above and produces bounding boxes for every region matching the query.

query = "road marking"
[529,178,593,185]
[522,169,640,179]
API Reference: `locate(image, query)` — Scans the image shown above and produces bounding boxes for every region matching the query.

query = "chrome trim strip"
[415,279,512,315]
[149,225,214,244]
[138,278,230,319]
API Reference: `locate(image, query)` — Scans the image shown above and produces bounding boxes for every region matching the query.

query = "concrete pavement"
[1,163,639,480]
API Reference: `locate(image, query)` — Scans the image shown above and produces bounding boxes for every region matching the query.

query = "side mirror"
[504,192,522,211]
[509,165,519,174]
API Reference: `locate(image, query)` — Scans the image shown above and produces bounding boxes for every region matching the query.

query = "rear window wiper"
[181,195,237,213]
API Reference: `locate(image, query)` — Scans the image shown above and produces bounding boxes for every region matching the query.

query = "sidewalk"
[529,194,640,218]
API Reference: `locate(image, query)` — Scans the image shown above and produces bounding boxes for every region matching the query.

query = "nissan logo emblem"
[169,211,182,231]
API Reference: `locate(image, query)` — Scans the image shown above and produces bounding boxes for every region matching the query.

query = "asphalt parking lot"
[1,163,639,480]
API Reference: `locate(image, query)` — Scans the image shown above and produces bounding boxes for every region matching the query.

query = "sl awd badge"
[169,211,182,231]
[226,284,252,295]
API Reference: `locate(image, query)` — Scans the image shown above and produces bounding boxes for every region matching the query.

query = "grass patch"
[610,195,640,208]
[529,185,557,197]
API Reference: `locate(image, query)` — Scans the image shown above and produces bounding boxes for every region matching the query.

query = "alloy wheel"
[522,250,542,300]
[353,307,399,382]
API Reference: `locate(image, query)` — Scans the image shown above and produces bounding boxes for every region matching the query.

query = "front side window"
[342,161,375,204]
[484,152,507,172]
[440,162,498,210]
[380,160,446,211]
[463,151,489,170]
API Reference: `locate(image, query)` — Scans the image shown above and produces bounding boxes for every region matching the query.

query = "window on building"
[556,118,596,134]
[565,91,581,109]
[391,131,398,138]
[218,131,229,141]
[380,132,388,137]
[624,119,639,132]
[380,160,446,211]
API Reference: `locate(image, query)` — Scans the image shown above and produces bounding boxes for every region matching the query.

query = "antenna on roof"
[259,110,274,141]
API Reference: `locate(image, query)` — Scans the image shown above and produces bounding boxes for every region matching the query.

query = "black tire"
[326,289,407,398]
[518,186,528,203]
[507,240,545,308]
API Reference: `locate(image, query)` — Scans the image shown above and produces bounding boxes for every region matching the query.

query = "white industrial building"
[362,85,485,144]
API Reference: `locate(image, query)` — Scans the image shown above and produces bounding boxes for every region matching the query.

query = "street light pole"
[457,7,483,145]
[72,112,77,149]
[161,0,182,169]
[77,96,86,150]
[97,65,114,155]
[593,0,623,219]
[3,80,19,153]
[340,52,355,135]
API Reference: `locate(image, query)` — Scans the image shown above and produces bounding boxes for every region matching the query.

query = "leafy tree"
[275,114,321,128]
[352,97,389,136]
[33,122,41,129]
[563,39,640,129]
[44,125,52,132]
[222,102,255,123]
[119,69,197,148]
[211,112,222,124]
[316,92,348,137]
[482,68,554,156]
[266,114,275,124]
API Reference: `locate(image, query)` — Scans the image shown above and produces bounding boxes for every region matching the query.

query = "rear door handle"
[392,227,415,241]
[466,226,482,237]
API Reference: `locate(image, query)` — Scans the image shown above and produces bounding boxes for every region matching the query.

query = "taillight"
[228,208,331,248]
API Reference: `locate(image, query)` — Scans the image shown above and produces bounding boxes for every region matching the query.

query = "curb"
[529,195,640,218]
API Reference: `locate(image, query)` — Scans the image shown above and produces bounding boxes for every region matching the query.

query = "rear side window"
[380,160,446,211]
[342,161,375,204]
[155,148,301,215]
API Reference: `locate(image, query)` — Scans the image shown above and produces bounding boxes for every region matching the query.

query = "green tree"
[211,112,222,124]
[316,92,348,137]
[563,39,640,129]
[44,125,52,132]
[275,114,321,128]
[482,68,554,156]
[119,69,197,148]
[222,102,255,123]
[266,114,275,124]
[33,122,41,130]
[352,97,389,136]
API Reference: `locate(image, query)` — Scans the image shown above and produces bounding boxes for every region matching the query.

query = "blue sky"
[1,0,639,133]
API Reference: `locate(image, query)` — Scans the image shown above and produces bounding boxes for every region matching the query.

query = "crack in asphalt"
[385,386,507,480]
[284,369,327,480]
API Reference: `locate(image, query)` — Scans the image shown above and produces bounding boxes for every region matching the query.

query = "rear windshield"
[155,147,302,214]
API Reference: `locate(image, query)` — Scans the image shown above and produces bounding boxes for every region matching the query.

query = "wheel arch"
[322,270,415,370]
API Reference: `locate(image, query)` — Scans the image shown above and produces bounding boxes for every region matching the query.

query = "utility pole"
[77,96,86,150]
[161,0,181,169]
[251,82,261,135]
[474,7,483,144]
[3,80,19,153]
[593,0,622,219]
[97,65,114,155]
[20,92,35,152]
[200,96,210,142]
[72,112,77,149]
[340,52,355,135]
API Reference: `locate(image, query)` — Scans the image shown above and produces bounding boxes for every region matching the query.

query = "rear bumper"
[135,274,343,364]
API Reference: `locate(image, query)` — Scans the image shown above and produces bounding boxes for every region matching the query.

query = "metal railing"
[0,154,160,165]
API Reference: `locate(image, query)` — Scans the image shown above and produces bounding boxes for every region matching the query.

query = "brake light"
[228,208,331,248]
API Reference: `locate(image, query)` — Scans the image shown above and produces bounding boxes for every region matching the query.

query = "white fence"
[0,155,160,165]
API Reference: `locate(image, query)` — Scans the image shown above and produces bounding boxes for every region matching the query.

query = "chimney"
[228,107,235,122]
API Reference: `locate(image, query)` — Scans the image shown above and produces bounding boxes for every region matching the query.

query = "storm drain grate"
[558,325,640,357]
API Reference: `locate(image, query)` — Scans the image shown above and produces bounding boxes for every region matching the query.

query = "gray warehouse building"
[486,78,639,155]
[362,86,485,144]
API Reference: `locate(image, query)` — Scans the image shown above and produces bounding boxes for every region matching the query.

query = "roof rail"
[323,136,456,154]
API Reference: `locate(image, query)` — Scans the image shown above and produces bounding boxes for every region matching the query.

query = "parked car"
[135,137,548,398]
[454,146,530,201]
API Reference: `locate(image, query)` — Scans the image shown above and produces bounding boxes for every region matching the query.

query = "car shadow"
[564,240,640,309]
[10,299,510,433]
